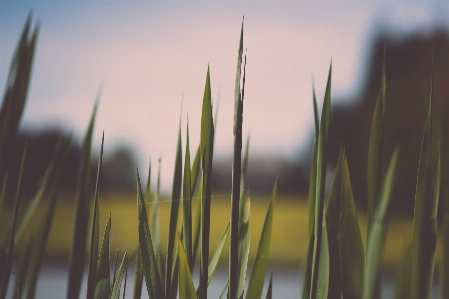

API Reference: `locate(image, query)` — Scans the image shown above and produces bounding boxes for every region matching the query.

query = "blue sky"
[1,1,448,191]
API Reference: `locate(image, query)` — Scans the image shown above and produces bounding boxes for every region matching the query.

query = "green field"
[12,192,433,270]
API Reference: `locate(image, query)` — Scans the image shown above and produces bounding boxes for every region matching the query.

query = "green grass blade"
[94,214,111,299]
[396,242,413,299]
[312,82,319,140]
[153,159,165,280]
[367,48,386,244]
[87,133,104,299]
[190,145,201,195]
[363,148,400,299]
[183,122,192,269]
[308,82,319,239]
[237,193,250,299]
[208,223,230,286]
[191,173,202,271]
[14,237,33,299]
[230,20,244,299]
[325,148,343,299]
[133,162,151,299]
[199,66,214,299]
[241,134,250,191]
[409,70,439,299]
[441,159,449,299]
[245,181,276,299]
[310,62,332,299]
[166,113,183,299]
[0,16,37,171]
[316,221,329,299]
[111,251,128,299]
[0,140,26,299]
[339,151,365,299]
[68,100,99,299]
[301,234,314,299]
[178,238,198,299]
[265,274,272,299]
[137,169,165,299]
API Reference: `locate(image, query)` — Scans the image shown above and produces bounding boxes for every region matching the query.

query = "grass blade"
[68,100,99,299]
[208,223,230,286]
[133,162,151,299]
[137,169,165,299]
[325,148,343,299]
[111,251,128,299]
[94,214,112,299]
[153,159,165,280]
[166,113,183,299]
[409,66,439,299]
[441,159,449,299]
[87,133,104,299]
[199,65,214,299]
[363,148,400,299]
[245,181,276,299]
[0,140,27,299]
[183,122,192,269]
[310,62,332,299]
[178,238,198,299]
[316,221,329,299]
[265,274,272,299]
[339,150,365,299]
[230,19,244,299]
[237,193,250,298]
[367,47,386,240]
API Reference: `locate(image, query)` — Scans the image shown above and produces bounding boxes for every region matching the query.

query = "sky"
[1,1,448,192]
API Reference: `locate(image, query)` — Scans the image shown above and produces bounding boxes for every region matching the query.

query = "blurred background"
[2,0,449,277]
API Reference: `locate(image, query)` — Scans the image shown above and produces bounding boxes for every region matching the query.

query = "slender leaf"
[339,151,365,299]
[199,65,214,299]
[363,148,400,299]
[310,62,332,299]
[166,113,183,299]
[237,193,250,298]
[0,138,27,299]
[178,238,197,299]
[230,20,244,299]
[111,251,128,299]
[208,223,230,286]
[183,122,192,268]
[87,133,104,299]
[137,169,165,299]
[245,181,276,299]
[94,214,111,299]
[265,274,272,299]
[152,159,165,280]
[316,222,329,299]
[68,100,99,299]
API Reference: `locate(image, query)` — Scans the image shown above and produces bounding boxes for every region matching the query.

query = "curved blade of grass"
[363,148,400,299]
[409,68,439,299]
[339,151,365,299]
[0,16,38,171]
[230,20,244,299]
[87,133,104,299]
[265,274,272,299]
[94,214,111,299]
[111,251,128,299]
[310,62,332,299]
[237,193,250,299]
[245,181,276,299]
[137,169,165,299]
[166,113,183,299]
[316,221,329,299]
[301,233,314,299]
[0,138,26,299]
[325,147,343,299]
[199,65,214,299]
[183,121,192,269]
[208,223,230,286]
[178,238,197,299]
[152,159,165,280]
[191,173,202,271]
[68,99,99,299]
[133,162,151,299]
[367,46,386,240]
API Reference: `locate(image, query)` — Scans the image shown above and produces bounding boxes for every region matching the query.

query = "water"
[8,266,440,298]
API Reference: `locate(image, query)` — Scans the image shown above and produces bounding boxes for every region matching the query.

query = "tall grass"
[0,15,448,299]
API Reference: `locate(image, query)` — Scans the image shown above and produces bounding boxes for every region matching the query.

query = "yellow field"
[11,192,439,271]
